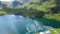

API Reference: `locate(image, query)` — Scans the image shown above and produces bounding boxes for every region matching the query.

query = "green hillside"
[0,0,59,21]
[0,0,60,34]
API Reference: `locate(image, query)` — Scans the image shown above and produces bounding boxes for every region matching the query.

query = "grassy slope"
[0,0,60,34]
[44,14,60,21]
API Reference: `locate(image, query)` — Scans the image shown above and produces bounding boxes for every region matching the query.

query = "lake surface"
[0,15,59,34]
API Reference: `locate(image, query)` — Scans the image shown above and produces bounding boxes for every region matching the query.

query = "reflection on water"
[0,15,51,34]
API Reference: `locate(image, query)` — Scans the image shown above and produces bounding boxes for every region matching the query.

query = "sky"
[0,0,14,2]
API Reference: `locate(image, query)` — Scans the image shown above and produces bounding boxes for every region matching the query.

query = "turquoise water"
[0,15,36,34]
[0,15,59,34]
[34,18,60,28]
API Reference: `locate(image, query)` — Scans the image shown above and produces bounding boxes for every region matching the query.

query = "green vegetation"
[0,0,60,20]
[0,10,7,15]
[50,30,57,34]
[44,14,60,21]
[0,0,60,34]
[56,28,60,33]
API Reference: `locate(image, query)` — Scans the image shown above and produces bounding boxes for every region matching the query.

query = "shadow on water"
[34,18,60,28]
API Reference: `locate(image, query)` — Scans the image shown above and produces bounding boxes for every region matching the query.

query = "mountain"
[0,0,60,21]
